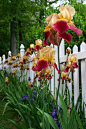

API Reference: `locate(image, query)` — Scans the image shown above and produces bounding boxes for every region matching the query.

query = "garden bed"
[0,93,20,129]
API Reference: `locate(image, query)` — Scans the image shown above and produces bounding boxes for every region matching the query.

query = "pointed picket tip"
[8,51,11,55]
[73,45,78,53]
[81,41,85,44]
[51,44,53,47]
[73,45,78,48]
[80,42,86,52]
[20,44,25,49]
[3,54,5,58]
[67,47,71,50]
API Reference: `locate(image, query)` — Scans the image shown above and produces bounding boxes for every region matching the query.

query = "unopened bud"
[66,49,71,54]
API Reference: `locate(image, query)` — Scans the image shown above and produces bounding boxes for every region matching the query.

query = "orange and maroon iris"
[12,56,16,61]
[5,77,9,84]
[43,4,82,46]
[8,61,12,65]
[16,53,21,58]
[12,70,16,75]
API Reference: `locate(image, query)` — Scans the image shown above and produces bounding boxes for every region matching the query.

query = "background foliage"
[0,0,86,57]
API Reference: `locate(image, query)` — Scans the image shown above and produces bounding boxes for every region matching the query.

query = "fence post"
[20,44,25,58]
[3,55,5,64]
[73,45,79,105]
[8,51,11,61]
[80,42,86,117]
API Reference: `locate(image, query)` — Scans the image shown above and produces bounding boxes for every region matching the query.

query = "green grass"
[0,93,17,129]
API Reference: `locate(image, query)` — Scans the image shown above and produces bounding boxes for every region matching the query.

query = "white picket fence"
[0,39,86,116]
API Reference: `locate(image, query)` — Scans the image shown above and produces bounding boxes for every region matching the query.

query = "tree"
[1,0,85,57]
[65,0,86,51]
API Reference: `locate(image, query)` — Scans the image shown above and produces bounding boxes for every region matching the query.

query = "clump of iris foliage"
[0,70,86,129]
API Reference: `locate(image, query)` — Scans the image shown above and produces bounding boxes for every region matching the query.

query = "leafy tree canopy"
[0,0,86,56]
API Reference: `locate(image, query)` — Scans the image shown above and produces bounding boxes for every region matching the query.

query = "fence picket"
[8,51,11,61]
[20,44,25,58]
[80,42,86,117]
[73,45,79,105]
[60,39,65,97]
[54,45,58,96]
[66,47,72,105]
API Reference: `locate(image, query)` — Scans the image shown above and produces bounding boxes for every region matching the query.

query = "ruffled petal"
[49,33,61,46]
[53,20,69,34]
[53,63,59,74]
[43,31,51,46]
[43,39,49,46]
[34,74,39,81]
[69,23,82,36]
[49,33,57,45]
[64,66,70,72]
[72,62,79,68]
[48,75,52,80]
[34,45,41,51]
[32,66,37,71]
[55,32,62,46]
[35,60,48,71]
[29,47,32,51]
[59,32,72,43]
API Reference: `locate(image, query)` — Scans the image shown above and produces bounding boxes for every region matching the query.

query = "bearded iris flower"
[32,45,60,80]
[5,77,9,84]
[34,39,43,51]
[69,54,79,72]
[43,4,82,46]
[32,46,56,74]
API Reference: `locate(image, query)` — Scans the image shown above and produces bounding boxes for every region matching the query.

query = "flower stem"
[57,46,61,100]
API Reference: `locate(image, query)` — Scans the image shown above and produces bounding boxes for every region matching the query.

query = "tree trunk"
[11,18,17,55]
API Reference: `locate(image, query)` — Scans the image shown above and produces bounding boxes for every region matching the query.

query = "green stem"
[65,80,67,106]
[42,80,45,129]
[57,46,61,101]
